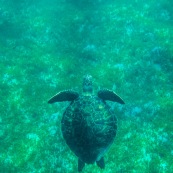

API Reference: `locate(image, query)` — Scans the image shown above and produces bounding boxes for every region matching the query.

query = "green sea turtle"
[48,75,125,172]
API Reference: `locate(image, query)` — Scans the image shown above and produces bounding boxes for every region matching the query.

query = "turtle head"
[83,75,93,95]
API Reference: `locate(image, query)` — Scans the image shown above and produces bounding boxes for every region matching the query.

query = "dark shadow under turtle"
[48,75,125,172]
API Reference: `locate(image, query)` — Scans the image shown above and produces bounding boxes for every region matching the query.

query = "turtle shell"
[61,95,117,164]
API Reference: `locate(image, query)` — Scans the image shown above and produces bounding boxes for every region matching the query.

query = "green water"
[0,0,173,172]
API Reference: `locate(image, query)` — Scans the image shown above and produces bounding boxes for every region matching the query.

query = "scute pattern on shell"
[61,95,117,164]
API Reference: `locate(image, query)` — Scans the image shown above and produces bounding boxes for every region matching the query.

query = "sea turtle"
[48,75,125,172]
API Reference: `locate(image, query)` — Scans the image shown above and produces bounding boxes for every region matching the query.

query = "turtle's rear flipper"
[48,90,79,103]
[96,157,105,169]
[78,159,85,172]
[98,89,125,104]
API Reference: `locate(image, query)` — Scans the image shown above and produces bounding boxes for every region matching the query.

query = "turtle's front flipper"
[98,89,125,104]
[48,90,79,103]
[96,157,105,169]
[78,159,85,172]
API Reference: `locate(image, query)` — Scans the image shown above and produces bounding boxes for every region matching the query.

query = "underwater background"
[0,0,173,172]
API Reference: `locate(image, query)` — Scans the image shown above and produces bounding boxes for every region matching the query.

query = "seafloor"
[0,0,173,172]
